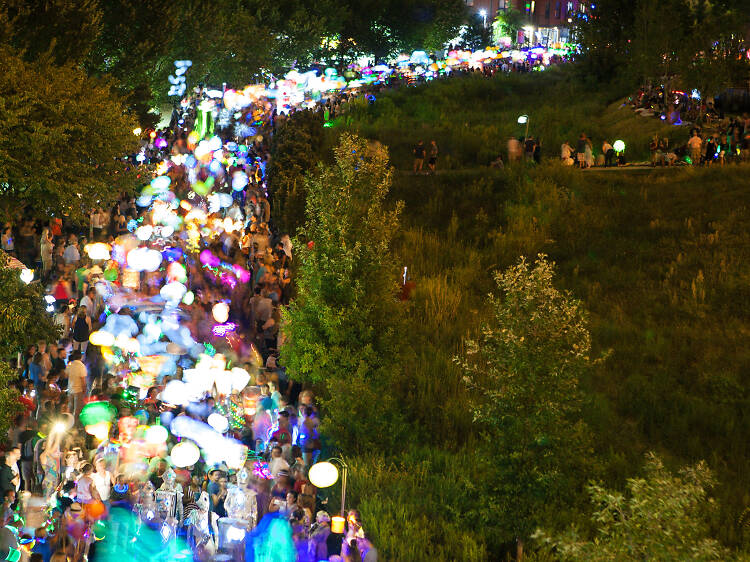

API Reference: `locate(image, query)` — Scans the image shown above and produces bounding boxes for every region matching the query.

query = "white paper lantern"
[207,413,229,433]
[212,302,229,323]
[171,441,200,468]
[145,425,168,445]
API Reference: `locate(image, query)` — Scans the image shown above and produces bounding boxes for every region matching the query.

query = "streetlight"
[517,114,530,140]
[309,457,349,524]
[479,9,487,28]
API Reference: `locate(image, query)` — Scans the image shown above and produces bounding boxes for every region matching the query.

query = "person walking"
[602,140,615,167]
[66,351,87,421]
[413,141,425,174]
[687,131,703,165]
[71,307,91,354]
[427,140,438,174]
[576,133,590,168]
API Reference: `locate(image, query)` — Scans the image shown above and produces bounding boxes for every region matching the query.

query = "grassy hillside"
[272,71,750,559]
[342,68,689,167]
[383,163,750,550]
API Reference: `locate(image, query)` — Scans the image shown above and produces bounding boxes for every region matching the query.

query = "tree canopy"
[576,0,750,94]
[536,453,727,561]
[457,254,596,555]
[0,48,139,223]
[280,134,406,453]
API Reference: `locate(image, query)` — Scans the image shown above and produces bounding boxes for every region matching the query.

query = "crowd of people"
[0,86,378,561]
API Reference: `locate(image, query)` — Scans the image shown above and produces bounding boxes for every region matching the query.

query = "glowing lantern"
[85,422,111,442]
[170,441,200,468]
[613,140,626,153]
[89,331,115,347]
[135,225,153,241]
[80,401,116,427]
[19,269,33,284]
[207,413,229,433]
[212,302,229,323]
[230,367,250,392]
[160,281,187,303]
[167,262,187,283]
[151,175,171,193]
[331,516,346,534]
[85,243,111,260]
[127,247,162,272]
[232,172,248,191]
[145,425,168,445]
[309,461,339,488]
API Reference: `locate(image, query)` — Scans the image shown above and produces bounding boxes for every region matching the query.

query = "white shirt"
[80,295,96,318]
[92,471,112,501]
[63,245,80,265]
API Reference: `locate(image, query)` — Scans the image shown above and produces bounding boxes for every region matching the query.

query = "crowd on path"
[0,87,378,561]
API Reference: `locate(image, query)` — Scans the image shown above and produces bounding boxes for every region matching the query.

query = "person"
[576,133,589,168]
[19,421,38,493]
[412,141,425,173]
[39,431,61,499]
[524,136,536,161]
[602,140,614,167]
[71,307,92,354]
[207,470,227,518]
[79,287,98,322]
[31,528,52,562]
[309,511,332,561]
[649,135,661,167]
[66,351,87,420]
[427,140,438,174]
[269,446,289,478]
[584,138,594,169]
[0,446,21,500]
[27,352,45,397]
[704,134,717,166]
[92,457,112,511]
[62,235,80,266]
[75,463,101,508]
[40,228,54,279]
[507,137,522,163]
[687,131,703,165]
[1,225,14,256]
[561,141,572,161]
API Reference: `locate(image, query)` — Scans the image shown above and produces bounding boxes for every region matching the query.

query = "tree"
[535,453,728,561]
[0,254,59,436]
[267,110,328,235]
[492,7,527,45]
[85,0,182,125]
[0,48,139,223]
[458,13,492,51]
[0,0,102,65]
[280,134,406,453]
[456,254,596,559]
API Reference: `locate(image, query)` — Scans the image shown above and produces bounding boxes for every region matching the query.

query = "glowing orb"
[212,302,229,323]
[309,461,339,488]
[170,441,200,468]
[613,140,626,152]
[207,413,229,433]
[145,425,168,445]
[89,330,115,347]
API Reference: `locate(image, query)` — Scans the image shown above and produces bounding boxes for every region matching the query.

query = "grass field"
[273,70,750,559]
[342,67,690,168]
